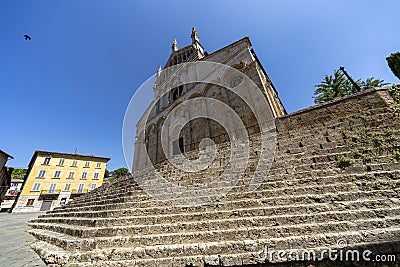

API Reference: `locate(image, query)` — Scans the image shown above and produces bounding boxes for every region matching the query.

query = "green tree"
[313,70,351,104]
[113,168,129,178]
[11,168,28,180]
[104,167,130,181]
[314,69,388,104]
[387,52,400,80]
[359,77,388,90]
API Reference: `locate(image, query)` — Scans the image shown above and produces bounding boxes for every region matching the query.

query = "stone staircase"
[28,88,400,266]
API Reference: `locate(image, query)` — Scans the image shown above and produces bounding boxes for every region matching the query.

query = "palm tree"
[359,77,389,89]
[313,70,350,104]
[314,70,389,104]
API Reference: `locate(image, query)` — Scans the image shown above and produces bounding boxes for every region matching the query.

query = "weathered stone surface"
[27,88,400,266]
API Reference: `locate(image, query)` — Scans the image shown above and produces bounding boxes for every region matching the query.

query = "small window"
[71,160,78,167]
[48,183,57,193]
[77,184,84,193]
[31,183,41,192]
[96,162,101,168]
[93,172,99,180]
[26,199,35,206]
[53,170,61,178]
[43,157,51,165]
[81,172,87,179]
[64,184,71,192]
[172,86,184,101]
[68,171,75,179]
[90,184,96,191]
[84,161,90,168]
[58,158,65,166]
[37,170,46,178]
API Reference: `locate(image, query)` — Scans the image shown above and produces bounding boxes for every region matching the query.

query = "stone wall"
[277,88,395,133]
[137,87,399,191]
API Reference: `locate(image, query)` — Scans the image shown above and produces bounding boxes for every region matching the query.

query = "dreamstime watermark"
[257,239,396,263]
[122,60,277,206]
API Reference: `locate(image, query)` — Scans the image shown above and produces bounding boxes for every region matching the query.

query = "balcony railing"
[40,189,61,195]
[70,189,89,194]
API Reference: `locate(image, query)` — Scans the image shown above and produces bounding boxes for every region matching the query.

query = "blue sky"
[1,0,399,170]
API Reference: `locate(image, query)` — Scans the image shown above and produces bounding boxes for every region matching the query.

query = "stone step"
[39,189,399,219]
[59,172,362,210]
[60,179,397,216]
[30,226,400,263]
[31,198,396,228]
[64,169,357,207]
[80,182,142,198]
[45,182,359,214]
[29,206,400,239]
[59,240,400,267]
[279,141,350,159]
[69,161,347,206]
[65,180,142,202]
[68,146,400,205]
[149,160,399,189]
[66,160,399,209]
[26,97,400,266]
[30,209,400,251]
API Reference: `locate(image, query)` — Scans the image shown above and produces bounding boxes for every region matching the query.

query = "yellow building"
[13,150,110,212]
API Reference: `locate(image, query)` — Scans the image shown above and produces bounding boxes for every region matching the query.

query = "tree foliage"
[359,77,389,89]
[104,167,130,181]
[11,168,28,180]
[313,69,388,104]
[387,52,400,80]
[113,168,129,178]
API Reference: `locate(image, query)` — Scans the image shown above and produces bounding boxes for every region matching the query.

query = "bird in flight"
[24,34,31,40]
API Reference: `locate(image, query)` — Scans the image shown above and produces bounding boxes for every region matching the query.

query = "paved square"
[0,212,47,267]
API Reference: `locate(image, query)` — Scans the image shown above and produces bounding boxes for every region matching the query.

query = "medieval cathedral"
[28,29,400,266]
[133,27,285,172]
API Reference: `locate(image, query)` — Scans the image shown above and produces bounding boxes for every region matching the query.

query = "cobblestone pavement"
[0,212,47,267]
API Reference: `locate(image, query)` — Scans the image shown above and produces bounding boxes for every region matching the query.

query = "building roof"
[34,150,110,161]
[200,36,251,61]
[26,150,110,169]
[0,150,13,159]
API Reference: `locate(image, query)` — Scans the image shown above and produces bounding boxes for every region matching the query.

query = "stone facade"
[133,29,285,171]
